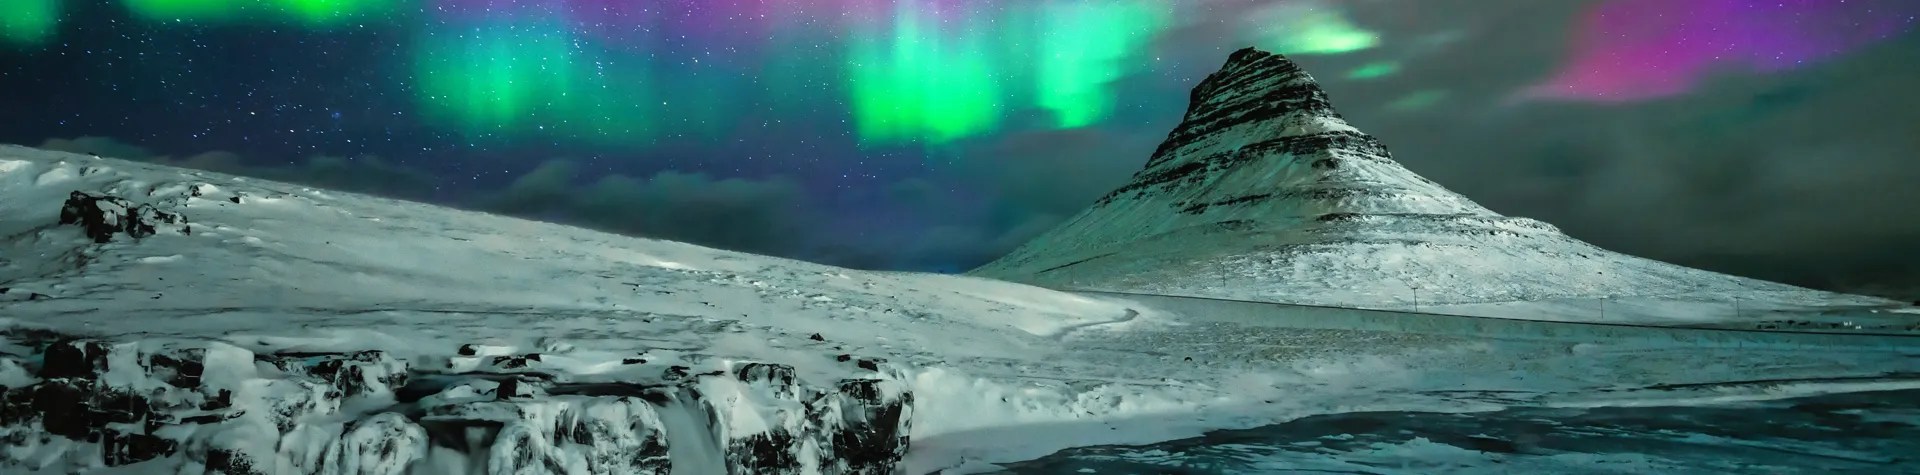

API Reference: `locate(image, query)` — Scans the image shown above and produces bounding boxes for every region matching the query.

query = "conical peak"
[1151,47,1348,168]
[1182,47,1327,115]
[1106,46,1491,217]
[1217,47,1281,78]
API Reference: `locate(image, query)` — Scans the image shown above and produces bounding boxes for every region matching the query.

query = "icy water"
[993,389,1920,475]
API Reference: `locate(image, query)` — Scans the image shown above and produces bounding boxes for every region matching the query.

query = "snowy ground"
[1018,229,1909,327]
[4,145,1918,474]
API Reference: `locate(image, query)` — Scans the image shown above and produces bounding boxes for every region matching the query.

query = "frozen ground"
[3,145,1918,474]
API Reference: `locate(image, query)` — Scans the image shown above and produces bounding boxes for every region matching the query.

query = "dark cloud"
[1309,8,1920,300]
[485,160,819,257]
[38,136,153,160]
[39,136,444,201]
[882,128,1158,270]
[934,0,1919,299]
[34,137,821,261]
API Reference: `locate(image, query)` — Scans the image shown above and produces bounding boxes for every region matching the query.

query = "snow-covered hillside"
[3,142,1917,475]
[969,47,1900,322]
[0,145,1201,474]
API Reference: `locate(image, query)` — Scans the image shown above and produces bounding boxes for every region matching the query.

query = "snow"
[3,140,1918,475]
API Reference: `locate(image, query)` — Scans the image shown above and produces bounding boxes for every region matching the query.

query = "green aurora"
[7,0,1392,146]
[1,0,59,46]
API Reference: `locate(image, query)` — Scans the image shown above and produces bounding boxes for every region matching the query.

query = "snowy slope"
[3,144,1917,475]
[969,47,1901,322]
[0,145,1191,474]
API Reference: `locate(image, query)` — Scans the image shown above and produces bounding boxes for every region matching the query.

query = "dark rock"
[735,362,798,398]
[823,379,913,474]
[40,340,113,379]
[420,394,669,474]
[0,340,227,468]
[228,196,241,204]
[149,348,207,389]
[737,431,800,473]
[665,365,691,381]
[203,448,263,475]
[58,191,188,243]
[809,333,826,342]
[280,350,408,398]
[496,378,522,400]
[493,355,531,369]
[2,336,914,475]
[101,430,177,466]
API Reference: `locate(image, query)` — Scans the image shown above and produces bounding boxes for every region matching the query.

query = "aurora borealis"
[3,0,1918,297]
[18,0,1898,145]
[1526,0,1920,102]
[0,0,1386,146]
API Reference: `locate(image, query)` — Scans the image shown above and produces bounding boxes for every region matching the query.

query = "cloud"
[39,136,446,201]
[485,160,819,257]
[34,136,822,260]
[883,127,1157,270]
[1314,14,1920,299]
[38,136,152,160]
[906,0,1920,299]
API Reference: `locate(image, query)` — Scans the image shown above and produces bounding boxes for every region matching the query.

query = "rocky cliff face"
[970,47,1869,313]
[0,329,911,475]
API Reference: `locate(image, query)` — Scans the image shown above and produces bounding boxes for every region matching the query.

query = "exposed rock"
[58,191,190,243]
[0,335,914,474]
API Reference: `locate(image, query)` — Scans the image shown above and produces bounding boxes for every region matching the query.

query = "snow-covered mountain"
[970,47,1897,321]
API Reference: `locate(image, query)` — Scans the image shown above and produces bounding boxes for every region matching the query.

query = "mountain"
[970,47,1897,322]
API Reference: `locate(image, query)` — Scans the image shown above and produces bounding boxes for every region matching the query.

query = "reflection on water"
[993,389,1920,474]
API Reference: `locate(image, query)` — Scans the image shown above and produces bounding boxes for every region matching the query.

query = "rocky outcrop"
[58,190,191,243]
[0,331,912,474]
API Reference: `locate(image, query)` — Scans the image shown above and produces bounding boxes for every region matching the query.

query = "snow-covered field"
[3,145,1918,474]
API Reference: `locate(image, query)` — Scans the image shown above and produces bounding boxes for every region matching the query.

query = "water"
[993,389,1920,474]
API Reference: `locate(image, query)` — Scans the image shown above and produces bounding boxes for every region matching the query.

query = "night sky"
[3,0,1917,298]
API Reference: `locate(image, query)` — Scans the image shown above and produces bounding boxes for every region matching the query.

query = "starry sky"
[2,0,1917,299]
